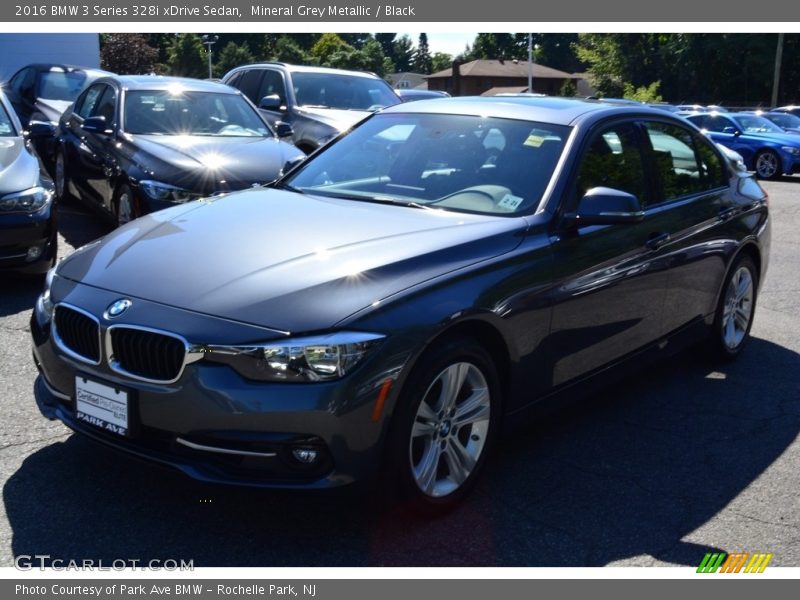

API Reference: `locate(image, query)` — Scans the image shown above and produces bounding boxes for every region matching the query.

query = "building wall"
[429,76,567,96]
[0,34,100,81]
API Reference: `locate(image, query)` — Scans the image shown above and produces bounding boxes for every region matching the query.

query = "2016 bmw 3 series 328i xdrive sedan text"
[31,97,770,510]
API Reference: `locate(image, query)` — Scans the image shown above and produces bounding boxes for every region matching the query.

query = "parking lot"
[0,179,798,568]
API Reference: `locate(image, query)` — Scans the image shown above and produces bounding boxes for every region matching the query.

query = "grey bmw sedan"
[31,97,770,510]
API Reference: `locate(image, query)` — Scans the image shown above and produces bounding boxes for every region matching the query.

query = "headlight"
[139,180,201,203]
[0,186,52,213]
[205,332,385,382]
[34,266,57,325]
[780,146,800,156]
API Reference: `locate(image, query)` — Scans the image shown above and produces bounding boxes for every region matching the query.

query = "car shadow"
[4,337,798,566]
[56,198,111,251]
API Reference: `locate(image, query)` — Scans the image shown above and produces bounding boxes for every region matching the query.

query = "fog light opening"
[291,447,319,465]
[26,245,43,262]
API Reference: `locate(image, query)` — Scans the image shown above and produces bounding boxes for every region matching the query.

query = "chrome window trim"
[52,302,102,366]
[105,324,204,385]
[175,437,278,458]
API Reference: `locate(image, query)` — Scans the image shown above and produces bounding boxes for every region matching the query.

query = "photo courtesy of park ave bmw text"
[0,0,799,595]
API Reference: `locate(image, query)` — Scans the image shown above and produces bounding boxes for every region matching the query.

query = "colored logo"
[697,552,773,573]
[105,298,132,319]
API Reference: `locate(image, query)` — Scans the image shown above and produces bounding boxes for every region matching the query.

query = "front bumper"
[30,290,410,489]
[0,202,57,274]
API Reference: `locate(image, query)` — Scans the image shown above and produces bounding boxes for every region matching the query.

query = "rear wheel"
[754,149,781,180]
[711,254,758,360]
[388,337,501,513]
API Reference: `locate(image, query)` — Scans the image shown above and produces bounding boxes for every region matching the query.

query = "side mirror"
[722,126,740,136]
[274,121,293,138]
[82,116,112,135]
[281,155,306,176]
[259,94,283,111]
[569,187,644,227]
[27,120,56,138]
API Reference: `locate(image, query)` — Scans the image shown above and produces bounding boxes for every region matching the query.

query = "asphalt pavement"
[0,183,798,567]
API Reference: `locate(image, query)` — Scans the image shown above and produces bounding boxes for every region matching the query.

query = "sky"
[398,32,478,57]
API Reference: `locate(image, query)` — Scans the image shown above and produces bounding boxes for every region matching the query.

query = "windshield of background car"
[285,112,570,215]
[291,72,399,111]
[38,69,91,101]
[123,90,272,137]
[767,113,800,129]
[731,115,785,134]
[0,103,17,137]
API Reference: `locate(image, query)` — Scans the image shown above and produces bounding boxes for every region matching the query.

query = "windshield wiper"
[301,189,429,209]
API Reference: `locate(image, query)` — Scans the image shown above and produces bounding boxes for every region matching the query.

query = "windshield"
[124,90,272,137]
[38,69,95,101]
[284,112,570,216]
[766,113,800,129]
[292,72,399,111]
[0,103,17,137]
[732,115,785,134]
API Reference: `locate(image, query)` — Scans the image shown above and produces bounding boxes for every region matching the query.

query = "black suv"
[221,63,401,153]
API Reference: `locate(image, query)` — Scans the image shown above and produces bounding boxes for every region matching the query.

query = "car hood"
[57,188,526,332]
[295,107,370,132]
[125,134,304,189]
[0,138,39,194]
[35,99,73,123]
[742,131,800,145]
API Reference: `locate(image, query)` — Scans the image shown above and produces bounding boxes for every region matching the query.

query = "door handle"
[645,232,671,250]
[718,207,738,221]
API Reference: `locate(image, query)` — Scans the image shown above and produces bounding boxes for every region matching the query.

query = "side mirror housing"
[259,94,283,111]
[27,120,56,138]
[280,155,306,176]
[568,187,645,227]
[722,126,740,136]
[274,121,293,138]
[82,116,112,135]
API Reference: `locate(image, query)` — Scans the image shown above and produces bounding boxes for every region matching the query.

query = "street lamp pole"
[527,33,533,93]
[771,32,784,108]
[202,34,218,79]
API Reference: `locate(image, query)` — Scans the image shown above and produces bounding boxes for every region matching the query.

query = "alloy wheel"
[722,266,754,350]
[755,151,779,179]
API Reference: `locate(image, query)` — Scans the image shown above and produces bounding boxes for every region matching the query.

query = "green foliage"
[413,33,433,74]
[559,79,578,97]
[100,33,158,75]
[214,42,254,78]
[431,52,453,73]
[393,35,415,72]
[166,34,207,78]
[623,81,663,103]
[472,34,527,60]
[309,33,352,65]
[273,36,308,64]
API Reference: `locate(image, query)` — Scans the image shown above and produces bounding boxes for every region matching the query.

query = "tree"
[431,52,453,73]
[559,79,578,97]
[471,33,525,60]
[273,36,308,64]
[214,41,254,78]
[413,33,433,74]
[166,34,207,78]
[309,33,353,66]
[101,34,158,75]
[393,35,415,72]
[623,81,663,103]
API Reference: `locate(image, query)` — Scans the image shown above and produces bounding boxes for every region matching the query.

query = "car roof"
[21,63,112,76]
[95,75,239,93]
[379,96,677,126]
[229,63,381,79]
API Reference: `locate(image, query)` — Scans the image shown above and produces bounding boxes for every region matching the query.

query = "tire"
[710,254,758,360]
[113,183,139,227]
[54,150,73,201]
[387,337,501,513]
[754,149,781,180]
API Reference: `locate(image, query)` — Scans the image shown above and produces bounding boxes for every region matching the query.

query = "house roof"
[428,59,579,80]
[480,86,530,96]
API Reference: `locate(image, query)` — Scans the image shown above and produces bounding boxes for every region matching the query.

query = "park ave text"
[16,584,316,597]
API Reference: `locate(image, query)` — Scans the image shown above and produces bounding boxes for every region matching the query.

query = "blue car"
[685,112,800,179]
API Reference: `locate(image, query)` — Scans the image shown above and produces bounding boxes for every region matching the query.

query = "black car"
[0,90,56,275]
[4,64,113,170]
[396,89,451,102]
[32,98,769,510]
[222,63,401,153]
[54,76,305,226]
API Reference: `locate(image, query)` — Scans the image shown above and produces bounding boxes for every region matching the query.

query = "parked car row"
[29,94,770,510]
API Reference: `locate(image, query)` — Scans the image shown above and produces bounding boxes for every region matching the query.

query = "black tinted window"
[234,70,263,104]
[576,123,647,205]
[90,86,117,123]
[645,122,707,201]
[257,70,286,104]
[75,84,105,119]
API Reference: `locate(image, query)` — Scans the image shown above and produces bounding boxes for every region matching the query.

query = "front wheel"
[754,149,781,180]
[113,183,139,227]
[388,337,501,513]
[711,254,758,360]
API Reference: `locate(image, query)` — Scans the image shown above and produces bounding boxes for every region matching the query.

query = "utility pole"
[527,33,533,93]
[771,33,784,108]
[202,34,218,79]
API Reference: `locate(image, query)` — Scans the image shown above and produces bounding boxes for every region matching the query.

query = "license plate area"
[75,375,131,437]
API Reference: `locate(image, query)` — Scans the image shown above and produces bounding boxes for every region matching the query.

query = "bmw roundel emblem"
[105,298,132,319]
